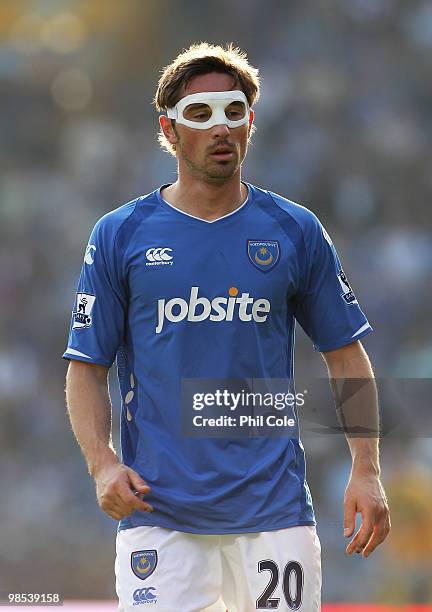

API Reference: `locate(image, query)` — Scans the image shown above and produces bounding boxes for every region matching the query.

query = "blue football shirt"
[63,182,372,534]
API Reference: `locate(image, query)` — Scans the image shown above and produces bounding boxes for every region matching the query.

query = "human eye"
[183,104,211,122]
[225,102,246,120]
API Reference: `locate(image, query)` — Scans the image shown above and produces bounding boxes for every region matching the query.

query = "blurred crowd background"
[1,0,431,605]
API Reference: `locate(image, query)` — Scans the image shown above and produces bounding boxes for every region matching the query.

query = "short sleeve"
[294,215,372,352]
[63,216,127,367]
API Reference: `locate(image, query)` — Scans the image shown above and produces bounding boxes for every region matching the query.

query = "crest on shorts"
[247,240,280,272]
[131,550,158,581]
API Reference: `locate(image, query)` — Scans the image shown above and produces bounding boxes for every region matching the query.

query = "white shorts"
[115,524,321,612]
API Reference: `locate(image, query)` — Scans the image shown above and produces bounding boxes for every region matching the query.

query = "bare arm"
[323,340,380,475]
[65,360,153,520]
[65,360,117,475]
[321,340,390,558]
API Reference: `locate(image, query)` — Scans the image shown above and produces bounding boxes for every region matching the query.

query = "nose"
[210,123,230,138]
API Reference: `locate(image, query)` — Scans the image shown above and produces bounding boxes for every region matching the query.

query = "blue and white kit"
[63,182,372,536]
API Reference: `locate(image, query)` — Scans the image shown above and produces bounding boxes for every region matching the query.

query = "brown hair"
[154,42,260,155]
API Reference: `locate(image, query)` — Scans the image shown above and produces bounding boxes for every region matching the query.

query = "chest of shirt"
[123,218,301,312]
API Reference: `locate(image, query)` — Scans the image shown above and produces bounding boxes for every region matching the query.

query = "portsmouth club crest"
[131,550,158,581]
[247,240,280,272]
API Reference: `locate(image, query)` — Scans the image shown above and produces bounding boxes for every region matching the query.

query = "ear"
[159,115,178,145]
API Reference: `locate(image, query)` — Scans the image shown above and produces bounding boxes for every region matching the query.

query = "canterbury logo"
[84,244,96,265]
[133,587,157,603]
[145,247,173,266]
[156,286,271,334]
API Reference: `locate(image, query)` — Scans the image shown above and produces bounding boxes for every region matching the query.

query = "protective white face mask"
[166,90,250,130]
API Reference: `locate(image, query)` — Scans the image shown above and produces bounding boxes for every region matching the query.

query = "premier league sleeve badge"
[72,293,96,329]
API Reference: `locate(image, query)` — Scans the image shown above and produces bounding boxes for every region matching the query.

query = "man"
[64,43,390,611]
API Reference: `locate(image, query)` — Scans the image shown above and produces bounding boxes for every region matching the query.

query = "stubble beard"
[177,141,245,183]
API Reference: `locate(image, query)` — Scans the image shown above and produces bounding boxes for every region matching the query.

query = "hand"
[94,462,154,521]
[343,472,390,558]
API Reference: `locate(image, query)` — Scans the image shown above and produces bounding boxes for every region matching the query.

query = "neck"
[161,170,247,222]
